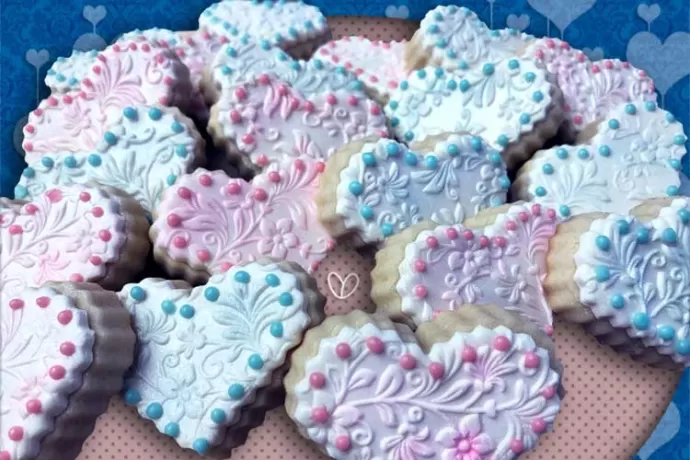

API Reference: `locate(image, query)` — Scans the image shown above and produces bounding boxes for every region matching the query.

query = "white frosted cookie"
[385,61,563,171]
[45,50,100,93]
[513,101,686,217]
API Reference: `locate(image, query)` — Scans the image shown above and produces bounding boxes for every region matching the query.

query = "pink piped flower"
[435,414,494,460]
[257,219,299,259]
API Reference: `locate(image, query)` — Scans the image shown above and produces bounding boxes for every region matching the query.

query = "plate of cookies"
[1,2,686,460]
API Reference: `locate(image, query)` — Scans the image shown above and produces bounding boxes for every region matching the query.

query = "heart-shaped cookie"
[317,134,510,245]
[16,105,205,213]
[372,203,560,333]
[513,101,686,216]
[23,40,192,160]
[151,158,335,283]
[118,260,325,455]
[285,308,561,460]
[0,185,149,297]
[209,73,388,172]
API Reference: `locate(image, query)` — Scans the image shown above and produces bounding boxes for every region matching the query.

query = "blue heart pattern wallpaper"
[0,1,689,459]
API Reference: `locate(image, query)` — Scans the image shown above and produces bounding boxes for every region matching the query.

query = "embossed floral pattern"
[436,415,494,460]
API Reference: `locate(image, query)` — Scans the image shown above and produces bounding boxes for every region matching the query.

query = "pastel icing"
[212,74,388,167]
[332,136,510,244]
[289,321,561,459]
[23,40,192,160]
[0,186,132,297]
[385,60,554,149]
[0,287,95,459]
[314,37,408,100]
[416,5,533,71]
[199,0,328,49]
[574,198,690,366]
[44,49,100,93]
[387,204,559,332]
[522,38,657,132]
[515,101,686,216]
[119,261,322,453]
[151,159,335,275]
[15,105,203,213]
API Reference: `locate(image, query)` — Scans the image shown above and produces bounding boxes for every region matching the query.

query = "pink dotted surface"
[76,17,681,460]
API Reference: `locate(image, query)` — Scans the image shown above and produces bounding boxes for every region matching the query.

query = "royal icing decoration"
[0,186,131,297]
[151,159,335,275]
[514,101,686,216]
[45,50,100,93]
[0,287,95,460]
[574,198,690,366]
[385,60,555,152]
[23,40,192,160]
[15,105,203,213]
[413,5,533,71]
[212,74,388,167]
[329,135,509,244]
[120,262,322,454]
[289,320,561,459]
[384,204,559,332]
[522,38,657,133]
[314,37,408,101]
[199,0,328,49]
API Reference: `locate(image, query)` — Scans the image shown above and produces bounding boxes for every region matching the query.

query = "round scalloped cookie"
[45,50,100,93]
[208,74,388,172]
[513,101,686,217]
[314,36,409,104]
[405,5,533,72]
[521,37,657,138]
[15,105,205,214]
[199,0,330,58]
[385,61,563,172]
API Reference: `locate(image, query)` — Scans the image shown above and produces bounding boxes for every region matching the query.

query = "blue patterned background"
[0,1,688,458]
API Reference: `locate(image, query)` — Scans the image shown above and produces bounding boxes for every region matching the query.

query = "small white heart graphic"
[327,272,360,300]
[25,49,50,69]
[637,3,661,24]
[582,46,604,61]
[506,14,530,31]
[83,5,107,26]
[385,5,410,19]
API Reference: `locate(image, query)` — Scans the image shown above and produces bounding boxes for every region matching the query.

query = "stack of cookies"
[2,2,688,459]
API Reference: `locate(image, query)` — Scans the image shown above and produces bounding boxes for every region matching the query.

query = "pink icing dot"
[220,262,233,272]
[510,439,524,454]
[462,230,474,240]
[368,75,378,82]
[253,188,267,201]
[303,101,315,112]
[400,354,416,369]
[311,406,329,423]
[315,162,326,173]
[413,259,426,272]
[326,94,337,105]
[311,261,321,271]
[347,95,358,106]
[99,230,112,242]
[230,110,242,124]
[24,204,38,215]
[89,255,102,265]
[277,85,289,96]
[8,427,23,442]
[479,236,489,248]
[445,228,458,239]
[60,341,76,356]
[290,98,300,110]
[428,362,444,380]
[544,325,554,336]
[47,96,58,106]
[235,88,247,100]
[622,61,631,69]
[24,142,34,152]
[26,399,42,414]
[242,134,255,145]
[8,225,23,235]
[388,81,398,89]
[531,204,541,216]
[258,74,271,85]
[9,299,24,310]
[493,335,512,352]
[334,435,351,452]
[25,124,35,134]
[163,76,174,86]
[34,108,44,116]
[256,155,269,167]
[309,372,326,389]
[327,239,336,251]
[92,206,104,217]
[159,96,169,106]
[177,187,192,199]
[573,114,584,125]
[545,39,555,48]
[0,451,9,460]
[294,159,306,171]
[82,77,93,87]
[63,95,73,104]
[560,41,570,49]
[505,220,517,231]
[531,418,547,434]
[370,105,381,116]
[524,352,541,369]
[70,274,84,283]
[173,236,188,249]
[591,64,600,73]
[577,52,586,62]
[535,49,544,59]
[92,65,102,75]
[268,172,281,183]
[226,183,242,195]
[46,189,63,203]
[58,310,73,325]
[36,296,50,308]
[518,211,529,222]
[197,250,211,262]
[199,174,212,187]
[142,43,151,52]
[335,343,351,359]
[493,236,506,247]
[542,385,557,399]
[426,236,439,248]
[366,337,385,354]
[49,365,66,380]
[354,68,363,76]
[166,214,181,227]
[546,208,557,220]
[414,285,428,298]
[155,55,166,65]
[604,60,613,69]
[461,346,477,363]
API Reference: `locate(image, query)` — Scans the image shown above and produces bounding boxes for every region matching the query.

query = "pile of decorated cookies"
[2,1,690,459]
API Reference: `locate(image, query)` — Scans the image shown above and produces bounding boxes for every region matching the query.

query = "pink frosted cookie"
[285,307,562,460]
[521,38,657,138]
[314,36,409,104]
[1,185,150,297]
[208,74,388,172]
[150,158,336,284]
[372,203,561,334]
[0,284,135,460]
[22,40,192,160]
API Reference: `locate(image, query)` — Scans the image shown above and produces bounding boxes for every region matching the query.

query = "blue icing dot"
[482,63,495,76]
[416,69,427,79]
[434,12,443,21]
[405,152,418,166]
[362,152,376,166]
[524,72,536,82]
[637,227,650,244]
[14,185,28,199]
[171,122,184,133]
[274,33,283,42]
[288,27,298,37]
[662,228,677,244]
[226,47,238,57]
[425,155,438,169]
[47,69,56,75]
[435,38,447,49]
[519,113,531,125]
[666,113,676,123]
[490,30,500,38]
[610,295,625,310]
[446,80,457,91]
[23,167,36,178]
[404,131,415,142]
[56,73,66,82]
[559,205,571,217]
[166,174,177,186]
[304,20,314,29]
[248,353,264,370]
[669,159,681,170]
[624,104,637,115]
[360,205,374,220]
[470,137,482,151]
[64,156,77,168]
[130,286,146,301]
[542,163,554,175]
[221,65,232,75]
[228,383,245,399]
[535,186,547,197]
[457,59,468,70]
[175,145,188,158]
[123,106,138,120]
[488,152,501,165]
[657,325,675,341]
[644,101,657,111]
[577,148,589,159]
[270,321,284,337]
[617,220,630,235]
[204,286,220,301]
[279,292,293,306]
[349,181,363,196]
[594,265,610,282]
[532,91,544,102]
[667,185,680,196]
[678,209,690,224]
[180,304,195,318]
[68,77,79,86]
[400,81,409,90]
[595,235,610,251]
[381,223,394,237]
[598,145,611,157]
[148,107,162,120]
[146,402,163,419]
[427,24,439,34]
[632,312,649,330]
[277,51,289,61]
[447,144,460,156]
[386,143,400,157]
[41,156,54,168]
[161,300,176,314]
[496,135,509,147]
[673,135,686,145]
[508,59,519,70]
[434,67,444,77]
[265,273,280,287]
[556,148,568,159]
[459,80,471,92]
[676,339,690,355]
[608,119,620,129]
[390,117,400,127]
[234,271,251,284]
[104,131,118,145]
[164,422,180,438]
[211,408,226,424]
[193,439,209,455]
[499,176,510,190]
[88,154,102,167]
[388,100,399,110]
[124,389,141,405]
